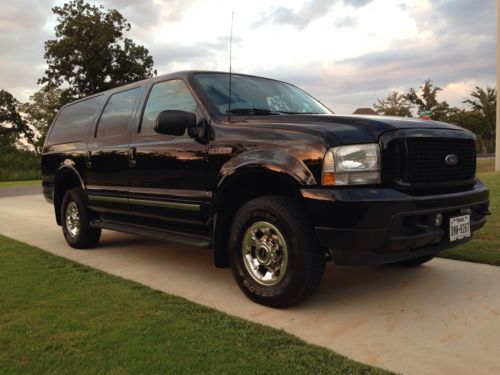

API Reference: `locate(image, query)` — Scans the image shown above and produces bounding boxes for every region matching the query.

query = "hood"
[234,114,468,145]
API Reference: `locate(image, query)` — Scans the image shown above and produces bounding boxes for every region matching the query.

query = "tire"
[229,196,325,308]
[390,254,436,267]
[61,188,101,249]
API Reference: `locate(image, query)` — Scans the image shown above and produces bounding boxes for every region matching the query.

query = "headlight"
[322,144,381,185]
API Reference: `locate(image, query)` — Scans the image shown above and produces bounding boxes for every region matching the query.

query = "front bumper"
[301,180,489,265]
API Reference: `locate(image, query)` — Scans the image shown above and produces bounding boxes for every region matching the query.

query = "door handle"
[128,147,136,168]
[85,151,91,168]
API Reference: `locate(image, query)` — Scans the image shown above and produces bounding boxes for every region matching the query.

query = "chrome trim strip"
[86,185,129,192]
[88,195,126,203]
[86,185,212,198]
[87,194,200,211]
[129,198,200,211]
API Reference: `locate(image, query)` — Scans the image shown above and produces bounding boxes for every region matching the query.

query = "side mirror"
[154,110,196,136]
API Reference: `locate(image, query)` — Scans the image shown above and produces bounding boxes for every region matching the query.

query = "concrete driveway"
[1,192,499,375]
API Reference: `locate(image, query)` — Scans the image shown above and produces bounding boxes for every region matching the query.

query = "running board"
[91,219,212,248]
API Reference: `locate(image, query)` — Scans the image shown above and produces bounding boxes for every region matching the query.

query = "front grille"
[383,137,476,190]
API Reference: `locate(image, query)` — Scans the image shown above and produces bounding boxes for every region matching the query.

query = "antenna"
[227,11,234,121]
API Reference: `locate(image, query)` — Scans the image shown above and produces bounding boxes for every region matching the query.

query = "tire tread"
[230,195,325,308]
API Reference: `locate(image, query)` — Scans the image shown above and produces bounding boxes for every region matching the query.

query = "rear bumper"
[301,181,489,265]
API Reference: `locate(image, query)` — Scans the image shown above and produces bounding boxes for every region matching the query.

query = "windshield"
[193,73,332,117]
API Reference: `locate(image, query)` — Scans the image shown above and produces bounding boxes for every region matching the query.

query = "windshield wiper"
[228,108,281,116]
[275,111,323,114]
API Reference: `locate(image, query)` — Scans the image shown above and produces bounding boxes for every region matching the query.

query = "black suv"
[42,71,489,307]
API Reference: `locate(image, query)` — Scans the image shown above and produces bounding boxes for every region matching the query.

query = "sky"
[0,0,496,114]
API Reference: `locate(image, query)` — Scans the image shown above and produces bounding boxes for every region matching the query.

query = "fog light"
[434,214,443,227]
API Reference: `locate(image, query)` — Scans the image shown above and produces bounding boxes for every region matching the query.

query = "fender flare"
[55,161,84,187]
[217,148,315,190]
[53,161,85,225]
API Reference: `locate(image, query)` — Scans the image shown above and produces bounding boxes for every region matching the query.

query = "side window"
[96,88,141,138]
[47,96,103,145]
[140,80,196,134]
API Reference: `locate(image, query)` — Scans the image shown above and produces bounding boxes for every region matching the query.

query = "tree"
[447,109,486,152]
[19,87,63,154]
[39,0,155,100]
[405,80,451,121]
[0,90,34,148]
[373,91,412,117]
[463,86,496,150]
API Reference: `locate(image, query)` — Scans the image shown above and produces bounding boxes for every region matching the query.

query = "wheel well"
[213,170,303,268]
[54,169,83,225]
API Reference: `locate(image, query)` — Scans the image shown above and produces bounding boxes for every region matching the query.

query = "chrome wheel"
[65,201,80,237]
[242,221,288,286]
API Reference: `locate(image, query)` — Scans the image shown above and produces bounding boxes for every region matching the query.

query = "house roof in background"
[353,108,378,115]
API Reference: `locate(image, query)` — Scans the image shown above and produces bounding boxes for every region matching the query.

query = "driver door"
[127,79,210,229]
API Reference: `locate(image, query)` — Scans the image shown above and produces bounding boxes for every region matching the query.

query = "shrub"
[0,145,41,181]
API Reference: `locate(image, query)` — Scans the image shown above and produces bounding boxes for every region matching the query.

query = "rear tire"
[391,254,436,267]
[229,196,325,308]
[61,188,101,249]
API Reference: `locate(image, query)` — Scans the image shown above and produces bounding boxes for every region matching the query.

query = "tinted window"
[48,96,103,145]
[96,88,141,137]
[140,80,196,133]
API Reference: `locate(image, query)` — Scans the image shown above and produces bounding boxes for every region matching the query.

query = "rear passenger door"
[85,86,143,215]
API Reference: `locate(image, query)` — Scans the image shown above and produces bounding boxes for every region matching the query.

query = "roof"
[353,108,378,115]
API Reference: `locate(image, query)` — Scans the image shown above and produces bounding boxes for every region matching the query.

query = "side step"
[91,219,212,248]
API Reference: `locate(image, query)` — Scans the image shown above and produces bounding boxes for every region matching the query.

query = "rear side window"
[140,80,196,133]
[47,96,103,145]
[96,88,141,138]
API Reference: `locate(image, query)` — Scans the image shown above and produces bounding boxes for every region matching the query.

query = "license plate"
[449,215,471,242]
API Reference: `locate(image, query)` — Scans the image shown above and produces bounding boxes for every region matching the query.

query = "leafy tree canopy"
[0,90,34,147]
[463,86,496,140]
[19,87,63,154]
[39,0,155,101]
[405,79,451,121]
[373,91,412,117]
[373,81,496,153]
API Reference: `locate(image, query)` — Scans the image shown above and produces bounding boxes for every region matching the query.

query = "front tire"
[229,196,325,308]
[61,188,101,249]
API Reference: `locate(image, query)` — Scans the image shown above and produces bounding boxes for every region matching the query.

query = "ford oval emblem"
[445,154,459,166]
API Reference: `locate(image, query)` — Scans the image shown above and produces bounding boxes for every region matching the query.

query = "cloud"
[103,0,203,28]
[254,26,494,113]
[246,0,495,113]
[0,0,52,100]
[0,0,495,116]
[153,43,216,67]
[333,15,358,28]
[429,0,495,36]
[102,0,162,27]
[252,0,372,29]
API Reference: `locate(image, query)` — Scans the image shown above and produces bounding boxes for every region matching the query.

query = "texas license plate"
[449,215,471,242]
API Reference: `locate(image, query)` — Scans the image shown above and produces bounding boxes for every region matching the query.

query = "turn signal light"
[322,172,336,186]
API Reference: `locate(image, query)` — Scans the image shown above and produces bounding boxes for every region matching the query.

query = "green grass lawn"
[476,158,495,174]
[0,179,41,187]
[0,235,388,374]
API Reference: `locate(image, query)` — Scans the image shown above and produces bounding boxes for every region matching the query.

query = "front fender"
[217,148,316,189]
